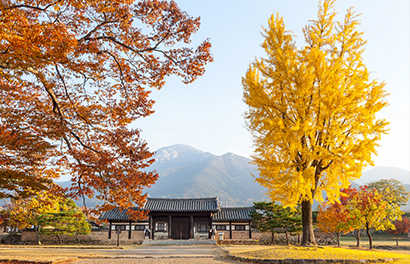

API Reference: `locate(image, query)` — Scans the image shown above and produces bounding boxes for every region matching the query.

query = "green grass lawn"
[340,232,410,248]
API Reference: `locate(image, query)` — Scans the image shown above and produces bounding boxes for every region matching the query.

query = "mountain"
[356,166,410,185]
[145,144,268,206]
[50,145,409,211]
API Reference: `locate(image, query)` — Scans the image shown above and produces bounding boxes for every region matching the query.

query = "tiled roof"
[99,197,221,221]
[144,197,220,212]
[98,207,139,221]
[212,207,254,222]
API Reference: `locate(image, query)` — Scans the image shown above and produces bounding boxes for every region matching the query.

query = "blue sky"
[136,0,410,172]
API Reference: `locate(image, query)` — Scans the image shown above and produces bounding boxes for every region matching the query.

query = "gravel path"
[72,257,242,264]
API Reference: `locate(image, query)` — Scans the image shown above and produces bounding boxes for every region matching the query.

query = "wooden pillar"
[149,215,154,240]
[229,221,232,239]
[249,221,252,239]
[109,222,112,239]
[168,215,172,239]
[128,222,132,239]
[209,214,213,240]
[190,215,194,239]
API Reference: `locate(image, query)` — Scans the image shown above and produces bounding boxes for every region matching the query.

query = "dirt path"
[72,257,242,264]
[0,245,243,263]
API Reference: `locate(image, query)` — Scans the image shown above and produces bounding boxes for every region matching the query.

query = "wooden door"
[171,218,190,239]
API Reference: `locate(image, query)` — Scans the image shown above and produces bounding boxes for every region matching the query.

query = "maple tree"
[337,186,365,247]
[242,0,388,245]
[0,0,212,212]
[344,186,402,249]
[317,199,353,247]
[386,217,410,246]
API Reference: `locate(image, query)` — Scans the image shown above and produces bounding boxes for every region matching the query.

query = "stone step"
[142,239,217,246]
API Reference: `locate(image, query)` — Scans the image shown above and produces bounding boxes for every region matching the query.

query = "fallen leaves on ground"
[231,245,410,263]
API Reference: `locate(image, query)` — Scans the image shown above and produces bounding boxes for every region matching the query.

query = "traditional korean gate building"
[99,197,254,241]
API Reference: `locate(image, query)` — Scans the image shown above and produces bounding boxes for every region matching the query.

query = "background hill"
[356,166,410,185]
[52,144,409,210]
[145,144,267,206]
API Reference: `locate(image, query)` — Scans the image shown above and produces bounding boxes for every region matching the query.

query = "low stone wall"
[21,230,144,245]
[215,230,251,240]
[0,232,21,244]
[218,239,258,245]
[248,231,336,245]
[18,230,336,245]
[315,231,337,245]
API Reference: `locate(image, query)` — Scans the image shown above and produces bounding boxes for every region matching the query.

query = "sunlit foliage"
[8,189,64,244]
[0,0,213,214]
[344,186,403,249]
[37,199,91,244]
[317,188,354,247]
[368,179,410,207]
[243,0,388,245]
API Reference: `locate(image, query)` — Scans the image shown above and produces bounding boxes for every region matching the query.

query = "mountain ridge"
[53,144,409,211]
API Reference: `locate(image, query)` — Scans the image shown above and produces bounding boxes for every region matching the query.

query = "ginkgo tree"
[243,0,388,245]
[0,0,213,214]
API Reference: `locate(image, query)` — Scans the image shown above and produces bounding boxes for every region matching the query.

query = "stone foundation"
[20,230,144,245]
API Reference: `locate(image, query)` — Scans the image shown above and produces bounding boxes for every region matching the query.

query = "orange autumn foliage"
[386,217,410,246]
[317,202,353,247]
[317,202,352,233]
[0,0,213,216]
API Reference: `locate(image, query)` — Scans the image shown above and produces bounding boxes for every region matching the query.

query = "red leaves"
[386,217,410,236]
[0,0,213,213]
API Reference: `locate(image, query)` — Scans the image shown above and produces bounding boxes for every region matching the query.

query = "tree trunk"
[395,236,399,247]
[352,230,361,247]
[336,233,341,247]
[271,232,275,245]
[285,232,289,246]
[366,223,373,249]
[34,225,41,245]
[301,200,316,246]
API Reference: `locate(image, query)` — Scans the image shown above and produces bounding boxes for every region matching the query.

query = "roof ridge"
[147,197,218,201]
[220,207,254,209]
